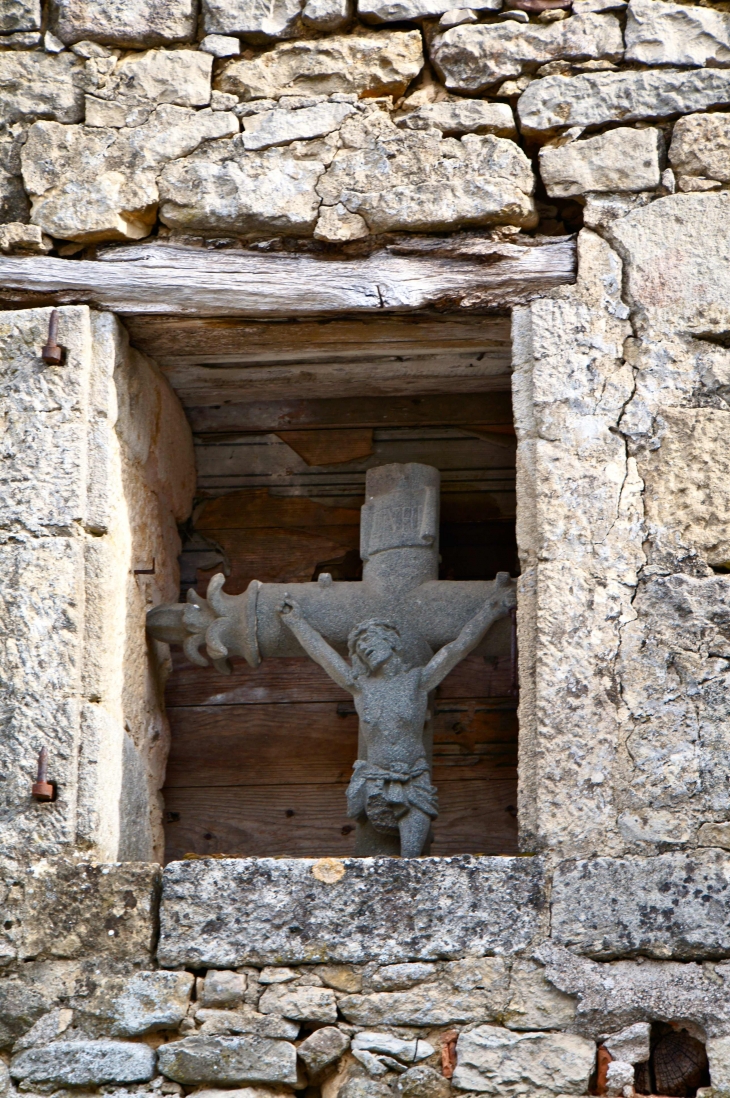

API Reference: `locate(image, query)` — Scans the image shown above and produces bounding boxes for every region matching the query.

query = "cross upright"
[147,462,516,857]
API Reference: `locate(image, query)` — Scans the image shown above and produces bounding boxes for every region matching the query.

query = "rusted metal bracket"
[41,309,64,366]
[133,558,156,575]
[31,746,55,802]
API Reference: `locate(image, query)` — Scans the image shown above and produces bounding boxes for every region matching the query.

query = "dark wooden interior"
[155,316,518,862]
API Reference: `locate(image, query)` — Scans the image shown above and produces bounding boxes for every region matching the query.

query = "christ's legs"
[398,807,432,857]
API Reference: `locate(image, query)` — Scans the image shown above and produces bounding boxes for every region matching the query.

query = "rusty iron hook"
[31,746,54,802]
[41,309,64,366]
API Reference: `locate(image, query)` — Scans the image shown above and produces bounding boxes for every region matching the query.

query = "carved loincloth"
[346,757,439,834]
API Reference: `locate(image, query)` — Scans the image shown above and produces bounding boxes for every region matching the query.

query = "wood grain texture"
[163,779,519,861]
[125,314,512,367]
[164,702,517,787]
[165,653,515,707]
[0,241,575,317]
[277,429,374,467]
[188,393,514,436]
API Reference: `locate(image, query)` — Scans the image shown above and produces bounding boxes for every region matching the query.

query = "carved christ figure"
[278,571,516,858]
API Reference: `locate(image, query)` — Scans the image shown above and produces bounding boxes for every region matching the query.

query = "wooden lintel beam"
[0,240,576,317]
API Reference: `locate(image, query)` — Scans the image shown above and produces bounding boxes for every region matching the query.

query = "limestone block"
[340,1081,394,1098]
[606,1061,634,1094]
[518,68,730,136]
[352,1033,434,1062]
[108,972,194,1036]
[158,857,546,968]
[0,860,160,966]
[298,1027,350,1081]
[302,0,351,30]
[452,1026,596,1096]
[242,102,355,150]
[195,1090,297,1098]
[0,224,51,254]
[625,0,730,67]
[503,960,576,1031]
[10,1040,156,1086]
[318,125,537,233]
[607,193,730,337]
[0,962,84,1050]
[23,108,238,242]
[318,965,363,993]
[200,971,247,1009]
[12,1007,73,1051]
[158,137,326,237]
[157,1035,298,1086]
[314,202,370,241]
[258,984,338,1022]
[707,1037,730,1098]
[339,964,509,1025]
[0,131,29,224]
[603,1023,650,1064]
[50,0,196,46]
[0,0,40,32]
[669,112,730,185]
[259,967,298,983]
[368,962,437,991]
[0,52,84,125]
[431,14,623,93]
[218,31,424,99]
[539,127,662,196]
[699,822,730,849]
[397,1065,451,1098]
[201,34,242,56]
[203,0,304,39]
[360,0,500,22]
[552,850,730,958]
[195,1007,300,1039]
[92,48,213,109]
[397,99,515,136]
[537,941,730,1039]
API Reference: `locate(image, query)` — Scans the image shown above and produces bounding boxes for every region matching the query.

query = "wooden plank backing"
[0,240,575,316]
[165,653,515,707]
[188,393,514,436]
[163,778,519,861]
[164,701,518,787]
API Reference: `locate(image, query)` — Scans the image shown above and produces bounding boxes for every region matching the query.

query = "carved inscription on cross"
[147,463,516,856]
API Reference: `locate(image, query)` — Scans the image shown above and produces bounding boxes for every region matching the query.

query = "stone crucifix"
[147,463,516,857]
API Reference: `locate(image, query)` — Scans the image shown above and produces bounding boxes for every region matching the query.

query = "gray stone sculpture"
[147,462,516,856]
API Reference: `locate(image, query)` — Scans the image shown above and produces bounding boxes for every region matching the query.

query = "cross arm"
[278,596,356,693]
[420,572,516,692]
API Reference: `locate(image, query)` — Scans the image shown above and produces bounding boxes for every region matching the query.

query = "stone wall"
[0,305,195,863]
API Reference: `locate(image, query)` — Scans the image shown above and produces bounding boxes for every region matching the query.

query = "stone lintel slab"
[552,850,730,960]
[157,856,547,968]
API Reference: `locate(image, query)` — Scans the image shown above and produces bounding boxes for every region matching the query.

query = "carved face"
[355,627,396,671]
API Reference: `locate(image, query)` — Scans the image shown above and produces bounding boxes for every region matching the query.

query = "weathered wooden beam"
[0,239,576,317]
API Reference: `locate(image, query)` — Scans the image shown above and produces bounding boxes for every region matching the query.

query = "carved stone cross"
[148,463,515,857]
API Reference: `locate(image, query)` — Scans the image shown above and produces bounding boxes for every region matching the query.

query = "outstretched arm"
[277,596,356,693]
[421,572,516,692]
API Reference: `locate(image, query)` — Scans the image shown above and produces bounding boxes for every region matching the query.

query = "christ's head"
[348,620,402,675]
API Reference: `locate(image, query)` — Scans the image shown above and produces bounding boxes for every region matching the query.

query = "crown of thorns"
[347,619,402,655]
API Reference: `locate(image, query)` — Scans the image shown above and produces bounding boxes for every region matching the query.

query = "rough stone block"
[518,68,730,135]
[318,122,537,233]
[218,31,424,99]
[669,112,730,185]
[200,971,247,1009]
[707,1036,730,1098]
[603,1023,650,1064]
[195,1089,296,1098]
[360,0,499,22]
[397,99,515,136]
[50,0,196,46]
[552,850,730,959]
[0,224,51,254]
[0,0,40,32]
[699,822,730,849]
[0,860,160,965]
[431,14,623,93]
[258,984,337,1022]
[625,0,730,67]
[298,1027,350,1081]
[10,1040,156,1086]
[368,962,437,991]
[157,1035,298,1086]
[109,971,194,1036]
[0,53,84,125]
[398,1065,451,1098]
[302,0,351,28]
[242,102,355,150]
[91,49,213,110]
[195,1007,300,1040]
[0,961,83,1050]
[203,0,304,39]
[539,127,662,196]
[503,960,576,1030]
[158,857,546,968]
[200,34,242,56]
[452,1026,596,1096]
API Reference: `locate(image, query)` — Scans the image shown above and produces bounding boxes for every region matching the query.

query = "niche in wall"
[127,314,519,862]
